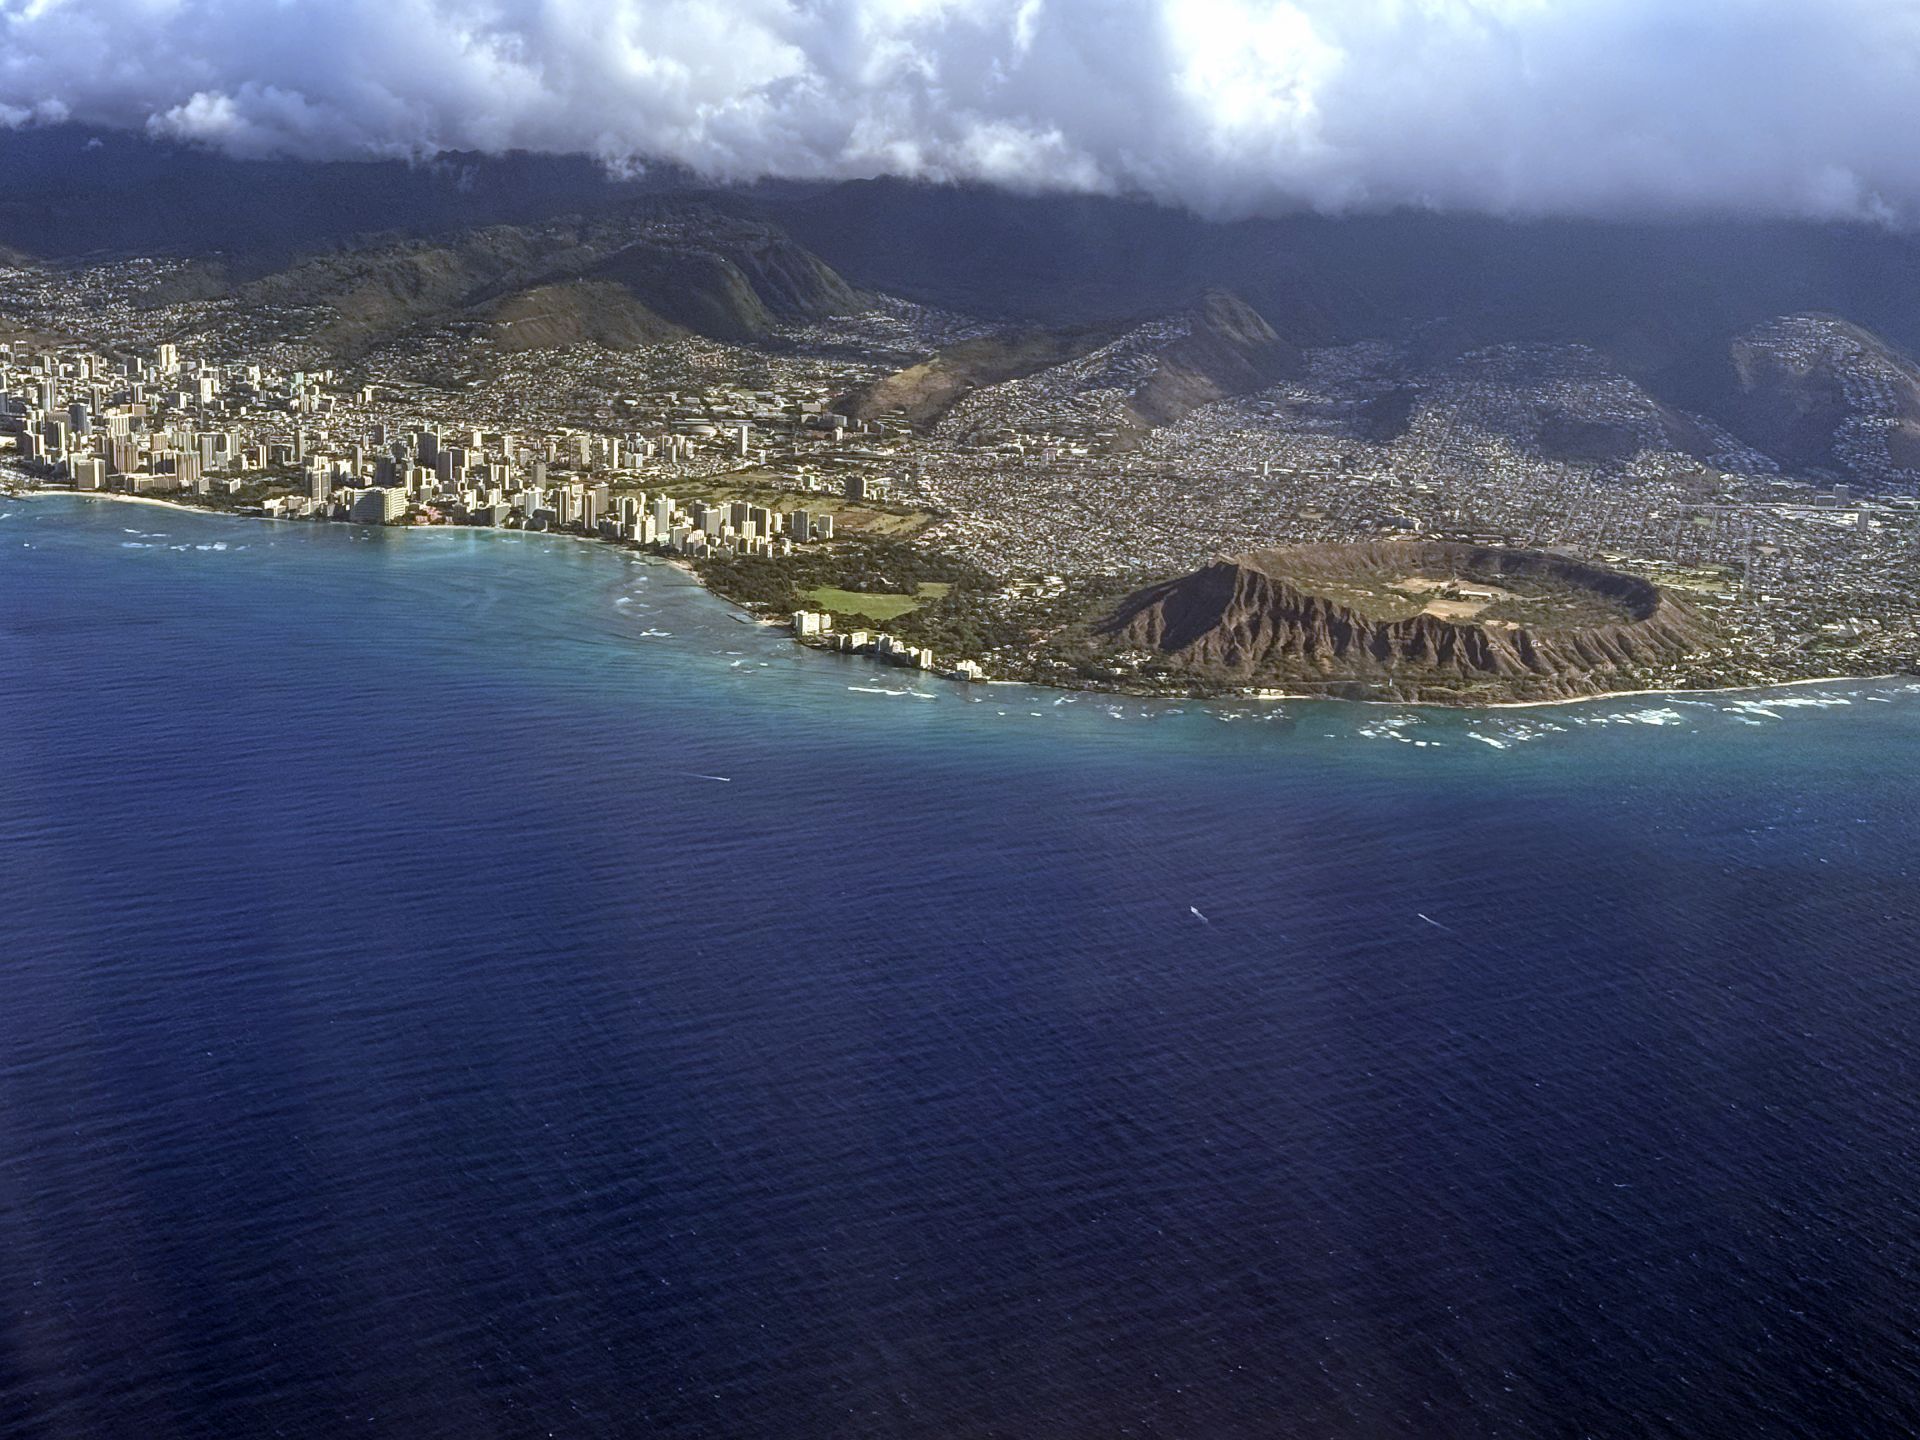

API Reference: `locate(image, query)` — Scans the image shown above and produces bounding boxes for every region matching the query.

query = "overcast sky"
[1,0,1914,222]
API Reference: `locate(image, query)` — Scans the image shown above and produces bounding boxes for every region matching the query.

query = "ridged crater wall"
[1098,542,1710,698]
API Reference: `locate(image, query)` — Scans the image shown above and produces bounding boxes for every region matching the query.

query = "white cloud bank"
[1,0,1915,222]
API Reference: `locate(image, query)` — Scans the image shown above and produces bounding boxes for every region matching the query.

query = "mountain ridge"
[216,205,860,355]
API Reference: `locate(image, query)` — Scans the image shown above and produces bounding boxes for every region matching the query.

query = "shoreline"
[12,488,213,514]
[11,482,1911,714]
[1237,671,1907,712]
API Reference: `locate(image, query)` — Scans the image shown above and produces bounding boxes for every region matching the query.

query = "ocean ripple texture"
[3,496,1918,1439]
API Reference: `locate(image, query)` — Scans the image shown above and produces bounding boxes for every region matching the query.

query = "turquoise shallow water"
[3,494,1919,1438]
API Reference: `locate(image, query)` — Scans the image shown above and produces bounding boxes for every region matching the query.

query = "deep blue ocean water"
[2,494,1918,1439]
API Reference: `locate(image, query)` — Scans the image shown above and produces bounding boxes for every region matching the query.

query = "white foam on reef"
[1572,705,1688,728]
[1357,714,1426,743]
[1768,692,1852,708]
[1465,715,1568,747]
[1722,689,1858,724]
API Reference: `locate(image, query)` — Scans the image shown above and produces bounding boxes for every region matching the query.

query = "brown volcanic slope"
[489,280,686,352]
[1126,290,1302,427]
[835,289,1299,432]
[1097,542,1712,701]
[833,326,1117,429]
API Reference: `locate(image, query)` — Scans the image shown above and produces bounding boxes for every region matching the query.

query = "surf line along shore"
[9,480,1904,712]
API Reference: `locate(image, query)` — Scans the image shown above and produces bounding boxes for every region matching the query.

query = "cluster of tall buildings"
[0,341,843,561]
[0,341,338,498]
[0,336,1000,674]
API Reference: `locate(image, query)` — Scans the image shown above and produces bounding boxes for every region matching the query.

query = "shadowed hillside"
[220,207,859,355]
